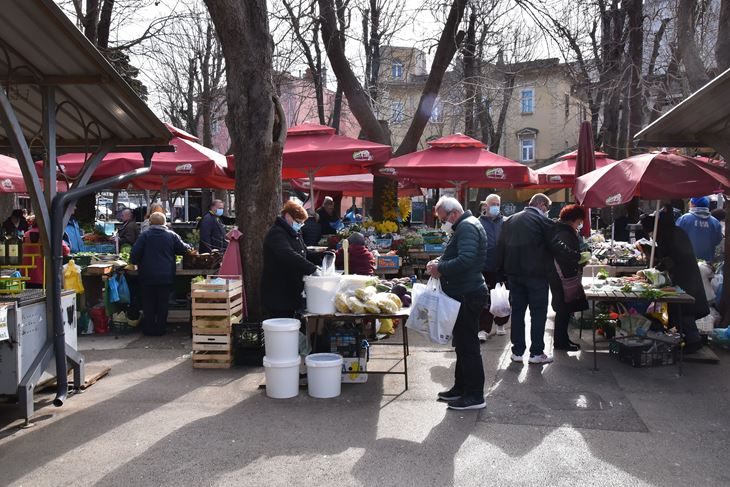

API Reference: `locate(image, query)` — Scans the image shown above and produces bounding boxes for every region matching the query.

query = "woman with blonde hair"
[261,200,321,318]
[141,203,165,233]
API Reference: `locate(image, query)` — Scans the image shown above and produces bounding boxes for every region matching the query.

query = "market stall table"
[302,308,411,390]
[583,284,694,375]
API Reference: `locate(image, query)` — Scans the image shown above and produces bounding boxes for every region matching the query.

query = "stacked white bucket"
[262,319,301,399]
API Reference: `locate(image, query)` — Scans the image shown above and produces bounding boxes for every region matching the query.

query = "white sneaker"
[496,325,506,336]
[528,354,554,364]
[478,331,489,343]
[510,353,524,363]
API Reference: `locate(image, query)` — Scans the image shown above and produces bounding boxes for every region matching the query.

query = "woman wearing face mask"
[549,204,590,351]
[261,200,321,318]
[477,194,510,341]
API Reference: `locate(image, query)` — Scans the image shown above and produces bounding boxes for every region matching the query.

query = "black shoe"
[447,396,486,410]
[437,387,463,402]
[554,342,580,352]
[684,340,704,354]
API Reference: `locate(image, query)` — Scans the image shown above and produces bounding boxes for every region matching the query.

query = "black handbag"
[554,260,585,303]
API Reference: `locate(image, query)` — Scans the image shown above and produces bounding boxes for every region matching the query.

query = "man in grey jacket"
[427,196,488,410]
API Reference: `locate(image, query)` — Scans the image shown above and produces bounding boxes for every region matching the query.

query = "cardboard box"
[342,358,368,383]
[376,255,400,269]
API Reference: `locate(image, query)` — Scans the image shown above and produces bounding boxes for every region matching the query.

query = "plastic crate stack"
[191,276,244,369]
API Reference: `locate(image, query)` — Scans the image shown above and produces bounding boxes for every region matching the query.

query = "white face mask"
[577,223,583,231]
[442,221,453,234]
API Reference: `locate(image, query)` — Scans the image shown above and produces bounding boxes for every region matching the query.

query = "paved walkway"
[1,318,729,487]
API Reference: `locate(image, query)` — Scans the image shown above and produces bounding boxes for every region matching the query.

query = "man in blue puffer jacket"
[676,197,723,262]
[427,196,488,411]
[131,213,191,336]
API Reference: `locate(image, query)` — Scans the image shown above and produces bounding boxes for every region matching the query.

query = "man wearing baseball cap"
[676,196,723,262]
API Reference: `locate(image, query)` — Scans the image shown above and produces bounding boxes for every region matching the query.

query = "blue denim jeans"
[508,276,549,356]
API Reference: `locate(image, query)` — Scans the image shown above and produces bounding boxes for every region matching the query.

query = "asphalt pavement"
[1,316,729,487]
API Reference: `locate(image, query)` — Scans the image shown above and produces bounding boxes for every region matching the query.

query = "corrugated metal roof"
[635,67,730,148]
[0,0,170,150]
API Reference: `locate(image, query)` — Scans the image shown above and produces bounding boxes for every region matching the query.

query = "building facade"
[378,47,590,165]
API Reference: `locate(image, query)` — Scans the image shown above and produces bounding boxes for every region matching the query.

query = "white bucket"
[263,356,301,399]
[304,275,342,314]
[305,353,344,398]
[262,318,301,361]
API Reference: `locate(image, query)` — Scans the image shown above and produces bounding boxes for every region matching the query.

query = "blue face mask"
[292,222,304,232]
[489,205,500,216]
[215,208,224,217]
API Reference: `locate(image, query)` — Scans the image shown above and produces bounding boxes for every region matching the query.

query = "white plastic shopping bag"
[405,278,461,344]
[489,283,511,318]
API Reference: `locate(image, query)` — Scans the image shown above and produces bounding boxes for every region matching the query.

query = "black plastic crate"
[609,337,678,367]
[232,321,264,366]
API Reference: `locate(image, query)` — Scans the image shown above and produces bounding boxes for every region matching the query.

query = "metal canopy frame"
[0,0,173,424]
[635,66,730,159]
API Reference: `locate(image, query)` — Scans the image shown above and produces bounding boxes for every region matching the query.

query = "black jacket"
[497,207,555,278]
[117,220,139,247]
[437,211,488,297]
[198,212,228,253]
[301,216,322,246]
[656,225,710,319]
[317,207,338,235]
[549,221,588,314]
[130,226,190,286]
[261,216,319,315]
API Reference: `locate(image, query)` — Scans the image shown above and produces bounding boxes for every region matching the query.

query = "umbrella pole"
[649,200,660,268]
[184,190,189,221]
[308,170,315,211]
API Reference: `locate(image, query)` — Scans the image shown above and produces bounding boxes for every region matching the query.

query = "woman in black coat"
[549,205,589,351]
[640,208,708,353]
[261,201,320,318]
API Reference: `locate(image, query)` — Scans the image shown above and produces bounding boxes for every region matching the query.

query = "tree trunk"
[204,0,286,319]
[318,0,389,145]
[462,11,477,138]
[84,0,100,45]
[331,83,344,132]
[491,54,515,154]
[97,0,115,49]
[677,0,710,91]
[626,0,643,153]
[717,0,730,72]
[393,0,467,156]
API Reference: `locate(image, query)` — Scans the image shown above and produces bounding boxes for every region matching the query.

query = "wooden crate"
[191,276,243,320]
[193,333,232,368]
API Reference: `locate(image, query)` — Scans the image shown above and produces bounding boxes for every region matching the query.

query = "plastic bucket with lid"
[305,353,344,398]
[263,356,301,399]
[262,318,301,361]
[304,275,342,314]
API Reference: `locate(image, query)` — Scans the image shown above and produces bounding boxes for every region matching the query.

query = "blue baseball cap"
[690,197,710,208]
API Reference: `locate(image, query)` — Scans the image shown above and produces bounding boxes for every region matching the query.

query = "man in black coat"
[640,209,708,353]
[198,199,234,253]
[116,209,139,247]
[316,196,341,235]
[497,193,556,364]
[261,201,321,318]
[130,213,191,336]
[428,196,488,411]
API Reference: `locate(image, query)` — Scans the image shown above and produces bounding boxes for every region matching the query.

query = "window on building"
[564,94,570,120]
[392,61,403,80]
[520,89,534,114]
[520,137,535,162]
[391,102,404,124]
[430,103,442,123]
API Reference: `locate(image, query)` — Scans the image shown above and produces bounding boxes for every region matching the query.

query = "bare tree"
[717,0,730,71]
[204,0,286,319]
[148,5,226,148]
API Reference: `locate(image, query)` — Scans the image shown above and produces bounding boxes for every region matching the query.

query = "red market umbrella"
[0,155,66,193]
[574,151,730,266]
[290,173,423,197]
[536,151,615,188]
[228,122,392,205]
[575,122,596,237]
[383,134,537,190]
[40,125,233,190]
